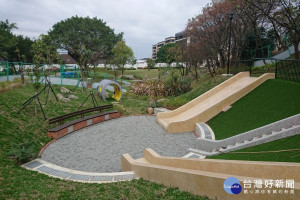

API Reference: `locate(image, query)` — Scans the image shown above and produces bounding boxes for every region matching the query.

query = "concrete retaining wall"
[189,114,300,156]
[122,148,300,200]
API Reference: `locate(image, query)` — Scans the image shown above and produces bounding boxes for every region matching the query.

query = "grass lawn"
[208,79,300,140]
[123,69,159,80]
[92,68,159,80]
[0,83,208,199]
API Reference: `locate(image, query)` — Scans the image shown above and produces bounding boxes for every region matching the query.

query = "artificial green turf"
[0,83,209,200]
[209,135,300,163]
[207,79,300,163]
[208,79,300,140]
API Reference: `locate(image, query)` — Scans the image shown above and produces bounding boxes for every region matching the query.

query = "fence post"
[275,60,278,79]
[285,35,291,56]
[60,64,62,87]
[249,59,252,77]
[20,62,23,74]
[6,61,9,81]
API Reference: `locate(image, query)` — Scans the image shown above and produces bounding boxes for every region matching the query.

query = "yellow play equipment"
[97,79,122,101]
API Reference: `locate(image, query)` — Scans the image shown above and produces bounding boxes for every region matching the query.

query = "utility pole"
[227,11,234,75]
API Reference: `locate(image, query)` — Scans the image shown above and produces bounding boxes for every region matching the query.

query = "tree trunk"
[121,66,124,84]
[270,20,286,50]
[93,64,96,76]
[219,51,226,68]
[104,60,107,72]
[185,63,190,76]
[181,65,185,77]
[79,66,85,92]
[114,66,117,81]
[207,59,214,78]
[194,64,198,81]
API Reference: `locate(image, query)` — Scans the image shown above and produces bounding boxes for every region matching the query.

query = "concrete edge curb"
[38,139,57,158]
[22,159,137,183]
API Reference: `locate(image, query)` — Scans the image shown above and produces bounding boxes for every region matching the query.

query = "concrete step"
[195,123,215,140]
[271,131,278,135]
[235,142,243,146]
[218,147,226,151]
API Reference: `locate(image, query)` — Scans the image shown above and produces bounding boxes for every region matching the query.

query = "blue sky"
[0,0,211,59]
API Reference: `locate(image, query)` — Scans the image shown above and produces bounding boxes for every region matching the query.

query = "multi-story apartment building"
[152,32,186,59]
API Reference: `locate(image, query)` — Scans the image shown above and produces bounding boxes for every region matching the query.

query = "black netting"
[276,60,300,82]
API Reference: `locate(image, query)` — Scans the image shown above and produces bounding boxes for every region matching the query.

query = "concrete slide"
[157,72,275,133]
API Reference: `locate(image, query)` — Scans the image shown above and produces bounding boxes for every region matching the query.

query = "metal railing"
[49,104,113,125]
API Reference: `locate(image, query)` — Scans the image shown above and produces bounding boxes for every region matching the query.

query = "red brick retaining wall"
[48,112,120,139]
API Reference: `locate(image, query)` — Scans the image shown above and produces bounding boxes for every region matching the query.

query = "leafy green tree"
[0,20,34,62]
[30,34,61,91]
[168,43,187,76]
[112,41,134,83]
[241,27,278,59]
[146,58,155,78]
[146,58,155,69]
[15,35,34,63]
[156,43,176,65]
[48,16,123,74]
[0,20,17,60]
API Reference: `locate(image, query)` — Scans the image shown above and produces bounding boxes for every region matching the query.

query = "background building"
[152,31,187,59]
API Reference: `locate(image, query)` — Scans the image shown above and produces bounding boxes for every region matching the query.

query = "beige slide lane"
[157,72,275,134]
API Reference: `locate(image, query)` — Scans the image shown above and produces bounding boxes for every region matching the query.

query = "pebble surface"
[42,115,198,172]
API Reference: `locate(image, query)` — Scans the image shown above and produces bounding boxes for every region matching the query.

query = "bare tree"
[245,0,300,59]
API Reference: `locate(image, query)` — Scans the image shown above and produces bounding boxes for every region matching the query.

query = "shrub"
[0,81,7,89]
[161,75,228,109]
[12,77,22,84]
[7,142,37,164]
[150,101,162,108]
[133,74,143,80]
[164,74,192,96]
[160,97,188,110]
[126,67,136,70]
[113,104,126,115]
[131,81,165,97]
[0,80,13,90]
[121,76,130,80]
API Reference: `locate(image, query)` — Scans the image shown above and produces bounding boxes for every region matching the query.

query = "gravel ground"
[42,115,198,173]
